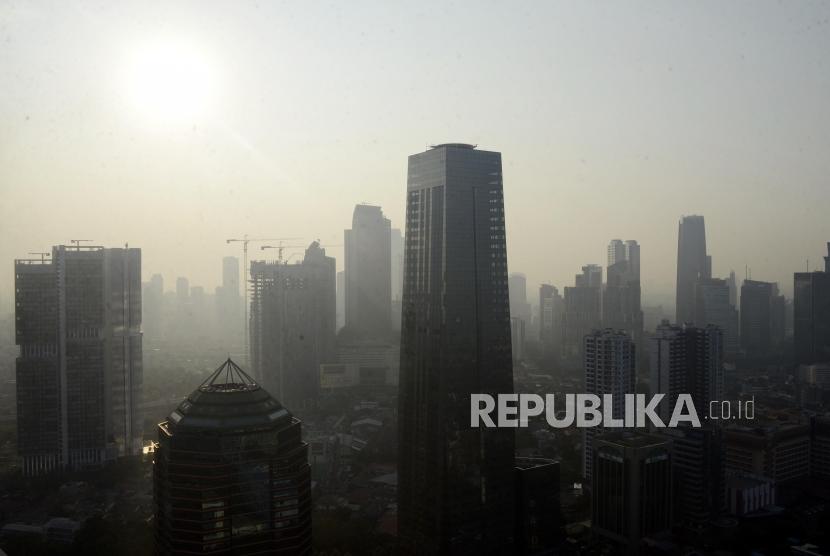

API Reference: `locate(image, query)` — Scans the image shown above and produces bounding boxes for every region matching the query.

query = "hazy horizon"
[2,1,829,313]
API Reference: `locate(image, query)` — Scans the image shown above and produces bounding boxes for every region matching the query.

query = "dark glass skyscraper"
[676,215,710,324]
[398,144,515,554]
[154,359,311,555]
[794,243,830,365]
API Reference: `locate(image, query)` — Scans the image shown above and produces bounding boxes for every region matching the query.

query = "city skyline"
[3,2,830,309]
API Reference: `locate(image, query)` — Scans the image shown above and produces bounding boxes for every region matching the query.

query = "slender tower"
[676,215,710,324]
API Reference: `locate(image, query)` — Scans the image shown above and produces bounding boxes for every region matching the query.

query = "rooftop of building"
[159,358,292,434]
[429,143,476,150]
[595,431,669,449]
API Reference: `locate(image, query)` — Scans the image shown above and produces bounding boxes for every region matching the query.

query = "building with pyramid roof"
[154,358,311,555]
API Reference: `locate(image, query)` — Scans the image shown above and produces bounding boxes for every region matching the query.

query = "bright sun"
[125,40,215,126]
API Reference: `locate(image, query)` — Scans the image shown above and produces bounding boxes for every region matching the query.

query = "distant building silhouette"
[794,243,830,365]
[538,284,563,360]
[398,143,515,554]
[249,241,336,412]
[14,244,142,475]
[583,329,635,482]
[676,215,710,324]
[509,273,532,359]
[695,278,740,359]
[154,359,311,555]
[603,239,644,369]
[740,280,784,357]
[562,265,602,362]
[345,204,392,339]
[391,228,405,330]
[215,256,242,349]
[591,432,673,555]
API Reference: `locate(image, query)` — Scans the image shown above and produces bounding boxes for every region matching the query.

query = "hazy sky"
[2,1,829,312]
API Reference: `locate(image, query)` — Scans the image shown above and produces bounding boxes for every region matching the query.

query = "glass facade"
[154,360,311,555]
[398,144,515,554]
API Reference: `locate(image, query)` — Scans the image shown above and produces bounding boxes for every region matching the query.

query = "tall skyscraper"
[583,329,636,481]
[538,284,563,360]
[15,244,143,476]
[562,265,603,362]
[509,273,532,360]
[650,322,723,422]
[591,432,673,554]
[142,273,164,342]
[740,279,776,357]
[794,244,830,365]
[603,239,644,366]
[344,204,392,338]
[154,359,311,555]
[727,270,738,308]
[650,322,725,531]
[249,241,336,412]
[676,215,710,324]
[695,278,740,358]
[215,256,243,349]
[398,143,515,554]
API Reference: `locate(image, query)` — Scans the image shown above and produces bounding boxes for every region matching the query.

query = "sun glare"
[125,40,215,127]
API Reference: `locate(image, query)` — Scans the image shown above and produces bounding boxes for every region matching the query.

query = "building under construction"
[14,243,143,475]
[249,241,335,413]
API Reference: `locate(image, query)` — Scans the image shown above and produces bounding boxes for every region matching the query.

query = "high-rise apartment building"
[344,204,392,338]
[676,215,710,324]
[15,244,142,475]
[583,329,636,482]
[154,359,311,555]
[398,143,515,554]
[650,322,725,530]
[249,241,336,412]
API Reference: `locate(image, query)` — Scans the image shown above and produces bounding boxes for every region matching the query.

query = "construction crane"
[27,252,50,263]
[225,235,301,365]
[69,239,94,249]
[260,243,306,263]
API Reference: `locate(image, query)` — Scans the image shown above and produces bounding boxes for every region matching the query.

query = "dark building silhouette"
[215,256,242,349]
[344,204,392,338]
[650,322,725,532]
[794,243,830,365]
[591,432,673,555]
[514,457,563,555]
[740,279,783,357]
[538,284,563,361]
[603,239,644,367]
[562,265,602,362]
[398,143,515,554]
[15,244,142,475]
[676,215,710,325]
[583,329,636,482]
[154,359,311,555]
[250,241,336,412]
[695,278,739,358]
